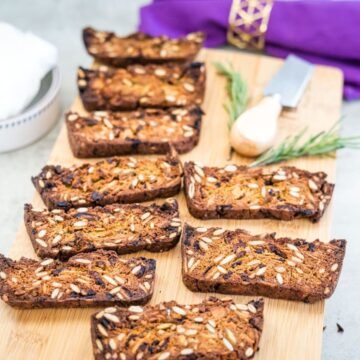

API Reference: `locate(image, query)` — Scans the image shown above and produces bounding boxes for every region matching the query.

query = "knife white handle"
[230,94,282,157]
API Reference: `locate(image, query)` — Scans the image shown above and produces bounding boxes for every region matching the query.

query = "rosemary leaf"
[213,62,248,128]
[250,121,360,167]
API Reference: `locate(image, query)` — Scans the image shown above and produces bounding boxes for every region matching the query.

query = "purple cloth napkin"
[139,0,360,100]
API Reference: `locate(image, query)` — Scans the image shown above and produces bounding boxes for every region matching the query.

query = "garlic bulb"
[230,94,282,157]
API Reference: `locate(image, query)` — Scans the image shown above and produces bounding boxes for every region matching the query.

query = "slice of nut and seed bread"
[0,250,155,308]
[32,149,182,210]
[78,62,206,112]
[66,106,203,158]
[83,27,204,67]
[24,199,181,260]
[91,297,264,360]
[184,162,334,222]
[181,224,346,303]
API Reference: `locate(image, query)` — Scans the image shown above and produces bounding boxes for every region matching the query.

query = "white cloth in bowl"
[0,23,58,120]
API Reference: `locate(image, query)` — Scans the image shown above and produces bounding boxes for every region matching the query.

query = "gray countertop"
[0,1,359,358]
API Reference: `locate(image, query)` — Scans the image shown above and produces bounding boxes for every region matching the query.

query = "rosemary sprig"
[213,62,248,128]
[250,121,360,167]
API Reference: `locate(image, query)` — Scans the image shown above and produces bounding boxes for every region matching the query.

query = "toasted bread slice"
[91,297,264,360]
[0,250,155,308]
[66,106,203,158]
[184,162,334,222]
[24,199,181,259]
[78,63,206,111]
[32,149,182,210]
[83,27,204,67]
[182,224,346,303]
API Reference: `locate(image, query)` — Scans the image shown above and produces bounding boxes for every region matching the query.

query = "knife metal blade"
[264,54,314,108]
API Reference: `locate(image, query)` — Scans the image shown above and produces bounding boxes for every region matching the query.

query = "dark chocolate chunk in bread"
[0,250,155,308]
[24,199,181,259]
[182,224,346,303]
[91,297,263,359]
[83,27,204,67]
[184,162,334,222]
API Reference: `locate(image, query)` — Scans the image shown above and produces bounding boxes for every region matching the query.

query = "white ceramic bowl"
[0,66,61,153]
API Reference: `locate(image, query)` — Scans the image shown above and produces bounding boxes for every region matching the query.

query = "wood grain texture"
[0,49,343,360]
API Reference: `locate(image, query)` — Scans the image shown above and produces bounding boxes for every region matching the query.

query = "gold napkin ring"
[227,0,273,50]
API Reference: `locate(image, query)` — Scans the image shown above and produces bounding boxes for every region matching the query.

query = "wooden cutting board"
[0,49,343,360]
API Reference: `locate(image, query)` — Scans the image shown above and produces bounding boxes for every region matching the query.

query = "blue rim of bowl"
[0,66,61,130]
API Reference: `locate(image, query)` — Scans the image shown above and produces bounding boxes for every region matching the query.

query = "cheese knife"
[230,54,314,157]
